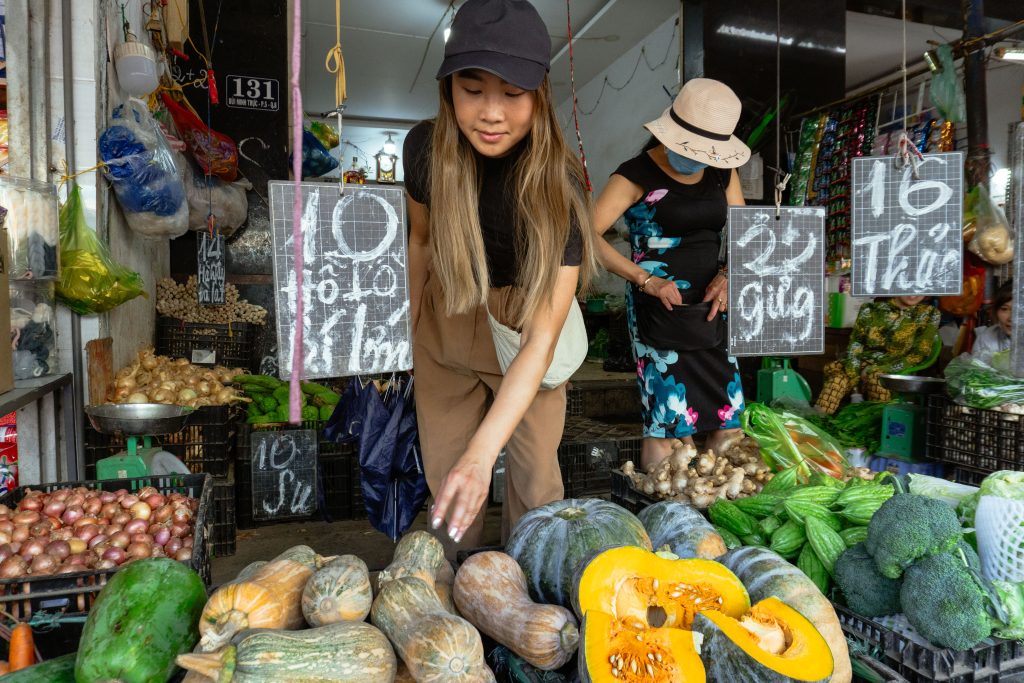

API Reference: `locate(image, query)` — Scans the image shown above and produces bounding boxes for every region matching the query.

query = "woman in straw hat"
[404,0,597,554]
[592,78,749,469]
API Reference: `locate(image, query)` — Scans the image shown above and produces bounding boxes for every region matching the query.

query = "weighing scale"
[84,404,194,479]
[756,358,813,405]
[877,374,946,461]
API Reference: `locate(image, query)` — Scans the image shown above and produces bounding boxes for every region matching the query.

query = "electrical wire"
[579,20,678,116]
[566,0,591,191]
[409,1,455,93]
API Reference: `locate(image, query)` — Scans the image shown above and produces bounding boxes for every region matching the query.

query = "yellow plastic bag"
[56,185,145,314]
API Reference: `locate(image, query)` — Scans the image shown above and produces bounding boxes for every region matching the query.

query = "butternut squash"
[454,551,579,671]
[379,531,447,588]
[302,554,373,626]
[199,545,328,651]
[436,559,458,615]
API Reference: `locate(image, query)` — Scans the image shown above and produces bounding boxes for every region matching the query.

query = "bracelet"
[638,275,654,293]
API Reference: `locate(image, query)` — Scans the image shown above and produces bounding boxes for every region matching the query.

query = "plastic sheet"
[56,185,145,315]
[0,175,59,279]
[10,280,58,379]
[740,402,849,479]
[296,129,338,178]
[160,92,239,182]
[944,352,1024,409]
[966,185,1014,266]
[180,154,251,236]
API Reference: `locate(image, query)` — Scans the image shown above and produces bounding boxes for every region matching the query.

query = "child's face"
[893,296,925,309]
[452,70,536,159]
[997,301,1013,337]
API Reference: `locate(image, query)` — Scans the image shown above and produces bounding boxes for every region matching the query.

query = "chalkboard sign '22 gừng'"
[850,152,964,297]
[269,182,413,379]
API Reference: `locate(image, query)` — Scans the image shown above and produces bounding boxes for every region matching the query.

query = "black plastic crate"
[0,474,212,620]
[952,466,990,487]
[85,405,237,478]
[156,316,258,372]
[927,395,1024,472]
[566,385,584,417]
[558,417,642,497]
[609,468,659,513]
[211,476,236,557]
[834,602,1024,682]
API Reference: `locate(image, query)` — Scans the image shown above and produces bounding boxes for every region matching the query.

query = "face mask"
[666,149,707,175]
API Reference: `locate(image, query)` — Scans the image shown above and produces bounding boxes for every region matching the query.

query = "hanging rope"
[325,0,347,189]
[772,0,790,217]
[566,0,592,191]
[894,0,923,177]
[289,0,306,423]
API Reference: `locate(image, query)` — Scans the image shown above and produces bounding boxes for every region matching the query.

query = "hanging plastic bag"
[939,252,985,316]
[967,185,1014,265]
[944,352,1024,409]
[308,120,340,150]
[160,92,239,182]
[98,98,189,239]
[180,154,251,236]
[294,129,339,178]
[929,44,966,123]
[740,402,849,479]
[56,185,145,315]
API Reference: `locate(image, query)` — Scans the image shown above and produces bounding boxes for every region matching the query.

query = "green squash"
[76,558,207,683]
[505,499,651,608]
[1,652,76,682]
[638,500,727,560]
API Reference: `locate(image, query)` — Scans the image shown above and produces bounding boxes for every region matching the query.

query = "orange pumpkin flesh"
[573,546,749,630]
[580,610,705,683]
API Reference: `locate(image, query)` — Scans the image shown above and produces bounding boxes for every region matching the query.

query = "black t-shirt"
[403,120,583,289]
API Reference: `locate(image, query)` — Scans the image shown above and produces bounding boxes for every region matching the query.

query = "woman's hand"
[643,276,683,311]
[703,272,728,321]
[430,452,493,544]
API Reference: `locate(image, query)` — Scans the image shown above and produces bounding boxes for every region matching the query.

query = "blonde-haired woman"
[404,0,597,554]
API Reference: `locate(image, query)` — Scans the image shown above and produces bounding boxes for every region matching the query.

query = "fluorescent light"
[995,47,1024,62]
[716,25,794,46]
[444,27,451,43]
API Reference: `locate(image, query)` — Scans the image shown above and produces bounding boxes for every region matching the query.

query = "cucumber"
[783,500,842,532]
[76,558,207,683]
[708,500,757,537]
[1,652,76,682]
[805,517,846,577]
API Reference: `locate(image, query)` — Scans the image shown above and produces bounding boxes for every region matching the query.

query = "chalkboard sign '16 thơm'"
[251,429,317,521]
[269,182,413,380]
[197,230,226,306]
[727,207,825,357]
[851,152,964,297]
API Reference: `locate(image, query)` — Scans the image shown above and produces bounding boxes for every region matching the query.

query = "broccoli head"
[834,543,901,617]
[901,549,993,650]
[865,494,962,579]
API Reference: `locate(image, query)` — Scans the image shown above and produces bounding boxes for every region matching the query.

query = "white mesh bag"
[976,494,1024,582]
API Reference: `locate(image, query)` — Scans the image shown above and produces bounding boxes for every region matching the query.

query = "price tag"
[197,231,226,305]
[251,429,318,521]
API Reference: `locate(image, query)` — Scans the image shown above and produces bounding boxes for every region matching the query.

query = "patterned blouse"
[840,300,941,380]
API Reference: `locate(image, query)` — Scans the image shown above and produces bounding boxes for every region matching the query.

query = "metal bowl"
[84,403,194,436]
[879,374,947,395]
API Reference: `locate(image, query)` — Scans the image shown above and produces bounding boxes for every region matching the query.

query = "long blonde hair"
[428,76,597,327]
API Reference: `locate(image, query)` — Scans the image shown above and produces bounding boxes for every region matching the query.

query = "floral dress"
[614,152,745,438]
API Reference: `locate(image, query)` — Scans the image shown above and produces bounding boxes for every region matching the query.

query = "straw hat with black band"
[644,78,751,169]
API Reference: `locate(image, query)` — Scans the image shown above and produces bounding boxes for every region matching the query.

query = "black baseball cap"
[436,0,551,91]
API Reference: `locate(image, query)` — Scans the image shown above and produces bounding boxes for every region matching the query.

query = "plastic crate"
[610,468,659,514]
[566,385,584,417]
[868,456,946,478]
[927,395,1024,472]
[952,466,990,487]
[156,316,258,372]
[235,422,362,528]
[559,417,642,497]
[0,474,212,620]
[211,476,236,557]
[84,405,237,478]
[834,602,1024,682]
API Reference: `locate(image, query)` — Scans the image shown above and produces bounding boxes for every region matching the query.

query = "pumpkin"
[436,559,459,615]
[506,499,652,608]
[454,551,579,670]
[395,662,418,683]
[579,610,705,683]
[639,501,727,560]
[302,554,373,626]
[693,597,833,683]
[199,545,328,651]
[379,530,447,588]
[372,575,491,682]
[720,547,851,683]
[573,545,749,630]
[178,621,397,682]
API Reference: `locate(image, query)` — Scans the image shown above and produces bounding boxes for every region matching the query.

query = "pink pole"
[289,0,305,423]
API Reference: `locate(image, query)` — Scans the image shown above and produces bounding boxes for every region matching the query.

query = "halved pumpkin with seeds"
[579,610,705,683]
[572,546,750,630]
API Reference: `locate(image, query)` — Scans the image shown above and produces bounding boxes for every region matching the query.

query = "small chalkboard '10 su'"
[250,429,318,522]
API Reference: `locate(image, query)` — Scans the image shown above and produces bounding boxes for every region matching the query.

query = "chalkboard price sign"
[727,207,825,356]
[251,429,318,521]
[197,230,226,306]
[851,152,964,297]
[269,182,413,379]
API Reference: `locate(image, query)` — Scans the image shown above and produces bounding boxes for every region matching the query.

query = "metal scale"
[84,404,194,479]
[877,374,946,461]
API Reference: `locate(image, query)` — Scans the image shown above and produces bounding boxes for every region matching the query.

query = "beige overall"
[413,270,566,556]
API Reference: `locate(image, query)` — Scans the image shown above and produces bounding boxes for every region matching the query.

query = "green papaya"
[75,558,206,683]
[2,652,76,682]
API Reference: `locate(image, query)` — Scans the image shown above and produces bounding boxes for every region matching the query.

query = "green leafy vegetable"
[907,474,979,507]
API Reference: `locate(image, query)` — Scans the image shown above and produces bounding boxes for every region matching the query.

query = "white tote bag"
[487,300,588,390]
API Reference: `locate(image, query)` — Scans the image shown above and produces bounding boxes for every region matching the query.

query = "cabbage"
[991,580,1024,639]
[978,470,1024,500]
[907,473,979,507]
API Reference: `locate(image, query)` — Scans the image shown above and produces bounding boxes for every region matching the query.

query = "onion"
[43,501,66,518]
[169,522,189,538]
[173,548,192,562]
[83,498,103,516]
[137,487,158,499]
[30,521,52,538]
[73,516,99,529]
[104,524,123,536]
[68,539,87,554]
[12,510,40,525]
[67,552,88,565]
[181,536,194,549]
[55,563,79,575]
[153,505,174,523]
[102,547,127,564]
[171,505,192,523]
[100,502,120,519]
[144,493,165,509]
[131,534,153,545]
[12,524,29,543]
[123,519,148,536]
[126,542,151,559]
[52,490,71,502]
[19,538,46,559]
[0,531,10,546]
[87,534,108,549]
[50,528,72,542]
[75,525,101,543]
[153,528,171,546]
[197,381,211,395]
[95,559,117,570]
[112,512,131,526]
[119,495,139,509]
[150,545,166,558]
[17,497,42,512]
[61,506,84,525]
[0,520,14,535]
[0,544,13,563]
[109,531,131,549]
[99,491,117,504]
[164,537,182,555]
[29,553,57,575]
[0,555,27,578]
[126,392,149,404]
[45,540,70,560]
[130,501,152,521]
